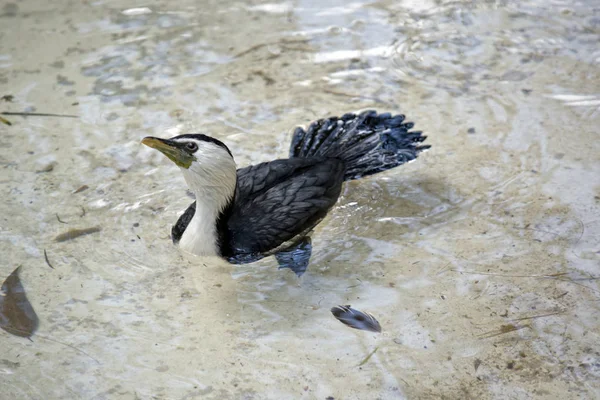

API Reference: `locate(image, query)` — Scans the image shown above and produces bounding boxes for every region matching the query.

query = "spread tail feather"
[289,110,429,181]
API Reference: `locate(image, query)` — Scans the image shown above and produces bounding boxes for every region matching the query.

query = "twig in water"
[6,327,100,364]
[553,276,600,295]
[358,347,379,366]
[234,39,310,58]
[478,324,530,339]
[43,250,55,269]
[73,185,89,194]
[512,225,562,237]
[509,310,565,322]
[449,269,568,279]
[56,214,68,224]
[1,111,78,118]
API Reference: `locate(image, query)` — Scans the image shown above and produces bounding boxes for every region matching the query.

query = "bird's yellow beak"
[142,136,195,169]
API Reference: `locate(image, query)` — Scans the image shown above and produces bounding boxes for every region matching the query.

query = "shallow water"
[1,0,599,398]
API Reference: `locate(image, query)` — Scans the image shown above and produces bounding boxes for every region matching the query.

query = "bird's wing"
[226,157,345,256]
[172,201,196,243]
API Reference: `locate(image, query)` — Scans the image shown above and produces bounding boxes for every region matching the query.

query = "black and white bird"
[142,110,429,275]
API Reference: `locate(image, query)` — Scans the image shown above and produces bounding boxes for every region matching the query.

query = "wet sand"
[1,0,599,398]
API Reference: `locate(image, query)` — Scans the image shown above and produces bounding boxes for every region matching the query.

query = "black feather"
[331,305,382,333]
[290,110,429,181]
[172,201,196,243]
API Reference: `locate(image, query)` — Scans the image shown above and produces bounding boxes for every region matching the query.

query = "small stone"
[36,162,57,173]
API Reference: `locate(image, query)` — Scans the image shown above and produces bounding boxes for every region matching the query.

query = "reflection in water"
[275,236,312,276]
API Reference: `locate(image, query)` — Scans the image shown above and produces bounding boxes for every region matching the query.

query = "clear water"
[1,0,599,398]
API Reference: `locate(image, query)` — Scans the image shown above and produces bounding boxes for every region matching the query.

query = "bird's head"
[142,134,237,207]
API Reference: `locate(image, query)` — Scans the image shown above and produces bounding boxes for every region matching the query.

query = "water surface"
[1,0,599,398]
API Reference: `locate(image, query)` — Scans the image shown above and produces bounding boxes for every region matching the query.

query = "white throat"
[177,146,237,256]
[179,198,222,256]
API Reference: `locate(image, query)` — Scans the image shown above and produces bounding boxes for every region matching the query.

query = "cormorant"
[142,110,429,275]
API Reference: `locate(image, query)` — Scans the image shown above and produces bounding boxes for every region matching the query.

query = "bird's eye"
[185,142,198,152]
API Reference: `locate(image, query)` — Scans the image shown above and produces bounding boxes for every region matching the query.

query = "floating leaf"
[54,226,101,242]
[331,305,382,333]
[0,267,39,338]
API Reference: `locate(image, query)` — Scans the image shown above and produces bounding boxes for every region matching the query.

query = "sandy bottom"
[1,0,599,398]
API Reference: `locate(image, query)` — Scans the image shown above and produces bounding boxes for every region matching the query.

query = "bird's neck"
[179,195,225,256]
[178,162,237,256]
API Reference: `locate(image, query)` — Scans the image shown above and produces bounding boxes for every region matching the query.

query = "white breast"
[178,201,220,256]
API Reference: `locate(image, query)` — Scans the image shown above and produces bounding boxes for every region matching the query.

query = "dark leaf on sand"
[0,267,39,338]
[0,115,11,126]
[331,305,381,333]
[54,226,101,242]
